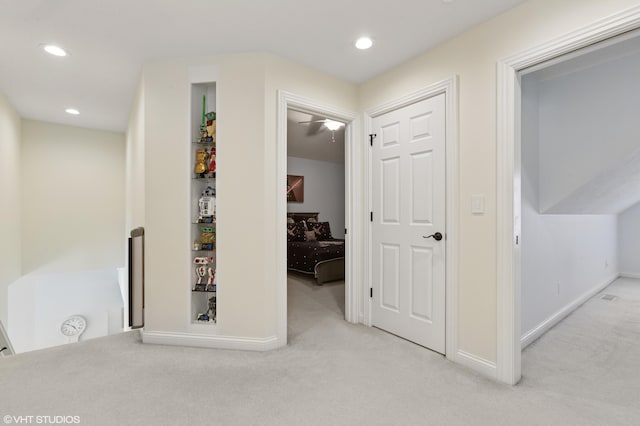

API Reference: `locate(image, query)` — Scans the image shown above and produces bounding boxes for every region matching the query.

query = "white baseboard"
[521,273,619,348]
[142,330,281,351]
[619,272,640,280]
[449,350,497,379]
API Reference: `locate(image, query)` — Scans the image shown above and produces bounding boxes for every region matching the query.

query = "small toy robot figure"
[198,186,216,222]
[193,256,214,291]
[205,270,216,292]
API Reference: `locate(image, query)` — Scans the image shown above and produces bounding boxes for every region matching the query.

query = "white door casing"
[497,6,640,385]
[371,93,446,353]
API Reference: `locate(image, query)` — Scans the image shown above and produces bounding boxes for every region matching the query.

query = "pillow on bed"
[287,222,306,242]
[308,221,332,240]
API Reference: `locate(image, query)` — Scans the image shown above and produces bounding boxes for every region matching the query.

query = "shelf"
[192,319,216,325]
[192,173,216,180]
[191,80,217,329]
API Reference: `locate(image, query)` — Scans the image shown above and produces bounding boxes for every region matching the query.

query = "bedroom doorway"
[276,91,359,347]
[286,108,347,336]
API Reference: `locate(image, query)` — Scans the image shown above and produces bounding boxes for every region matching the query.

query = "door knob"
[423,232,443,241]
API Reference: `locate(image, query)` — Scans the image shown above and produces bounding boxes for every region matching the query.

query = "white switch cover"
[471,194,485,214]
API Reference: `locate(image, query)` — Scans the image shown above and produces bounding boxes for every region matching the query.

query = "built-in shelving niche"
[190,81,217,325]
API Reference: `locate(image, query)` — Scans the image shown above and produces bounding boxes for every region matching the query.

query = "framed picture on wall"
[287,175,304,202]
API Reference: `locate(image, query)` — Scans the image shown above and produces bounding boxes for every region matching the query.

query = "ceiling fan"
[298,117,345,143]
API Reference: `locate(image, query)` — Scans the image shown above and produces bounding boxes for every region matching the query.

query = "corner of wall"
[0,91,22,328]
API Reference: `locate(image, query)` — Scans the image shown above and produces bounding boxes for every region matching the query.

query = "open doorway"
[286,108,347,339]
[497,11,640,384]
[276,92,359,346]
[519,33,640,381]
[520,33,640,355]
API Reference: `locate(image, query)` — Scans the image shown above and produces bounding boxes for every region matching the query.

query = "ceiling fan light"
[324,120,344,131]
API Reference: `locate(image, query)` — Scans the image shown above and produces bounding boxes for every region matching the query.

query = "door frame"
[496,5,640,385]
[364,77,460,362]
[276,91,360,345]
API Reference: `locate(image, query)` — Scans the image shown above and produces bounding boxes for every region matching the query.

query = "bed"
[287,212,345,284]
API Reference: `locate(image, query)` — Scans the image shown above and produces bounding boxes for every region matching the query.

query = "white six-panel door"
[371,93,446,353]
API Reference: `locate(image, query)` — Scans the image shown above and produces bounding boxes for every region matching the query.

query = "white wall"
[536,52,640,213]
[8,269,123,353]
[126,78,146,234]
[7,278,34,353]
[21,120,126,274]
[287,157,345,239]
[359,0,640,363]
[521,76,618,339]
[136,52,358,339]
[0,92,21,329]
[619,201,640,276]
[124,78,146,329]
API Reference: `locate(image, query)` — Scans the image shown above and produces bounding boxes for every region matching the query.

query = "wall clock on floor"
[60,315,87,343]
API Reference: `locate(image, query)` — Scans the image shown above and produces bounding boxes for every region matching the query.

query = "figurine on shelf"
[193,256,214,290]
[198,185,216,222]
[199,225,216,250]
[196,296,216,323]
[205,111,216,143]
[207,296,216,321]
[199,124,208,142]
[198,95,209,143]
[208,147,216,173]
[205,269,217,292]
[194,148,209,175]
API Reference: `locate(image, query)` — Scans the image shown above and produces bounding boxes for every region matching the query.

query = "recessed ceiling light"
[65,108,80,115]
[43,45,68,57]
[355,37,373,50]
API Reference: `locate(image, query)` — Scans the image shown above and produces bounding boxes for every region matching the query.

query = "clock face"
[60,316,87,337]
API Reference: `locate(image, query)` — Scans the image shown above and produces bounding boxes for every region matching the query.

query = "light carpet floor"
[1,275,639,425]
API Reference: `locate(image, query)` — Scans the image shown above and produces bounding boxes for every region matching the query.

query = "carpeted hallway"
[1,276,639,425]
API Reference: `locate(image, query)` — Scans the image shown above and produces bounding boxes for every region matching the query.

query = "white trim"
[619,272,640,280]
[521,274,618,348]
[142,331,280,351]
[496,5,640,385]
[276,91,360,347]
[363,77,460,367]
[454,350,497,378]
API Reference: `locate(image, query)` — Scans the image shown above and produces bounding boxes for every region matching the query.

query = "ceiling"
[287,110,345,164]
[0,0,525,132]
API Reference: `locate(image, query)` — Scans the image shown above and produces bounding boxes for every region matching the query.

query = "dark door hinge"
[370,288,373,298]
[369,133,377,146]
[345,228,347,235]
[370,211,373,222]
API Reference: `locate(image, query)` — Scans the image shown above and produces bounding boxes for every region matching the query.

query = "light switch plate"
[471,194,485,214]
